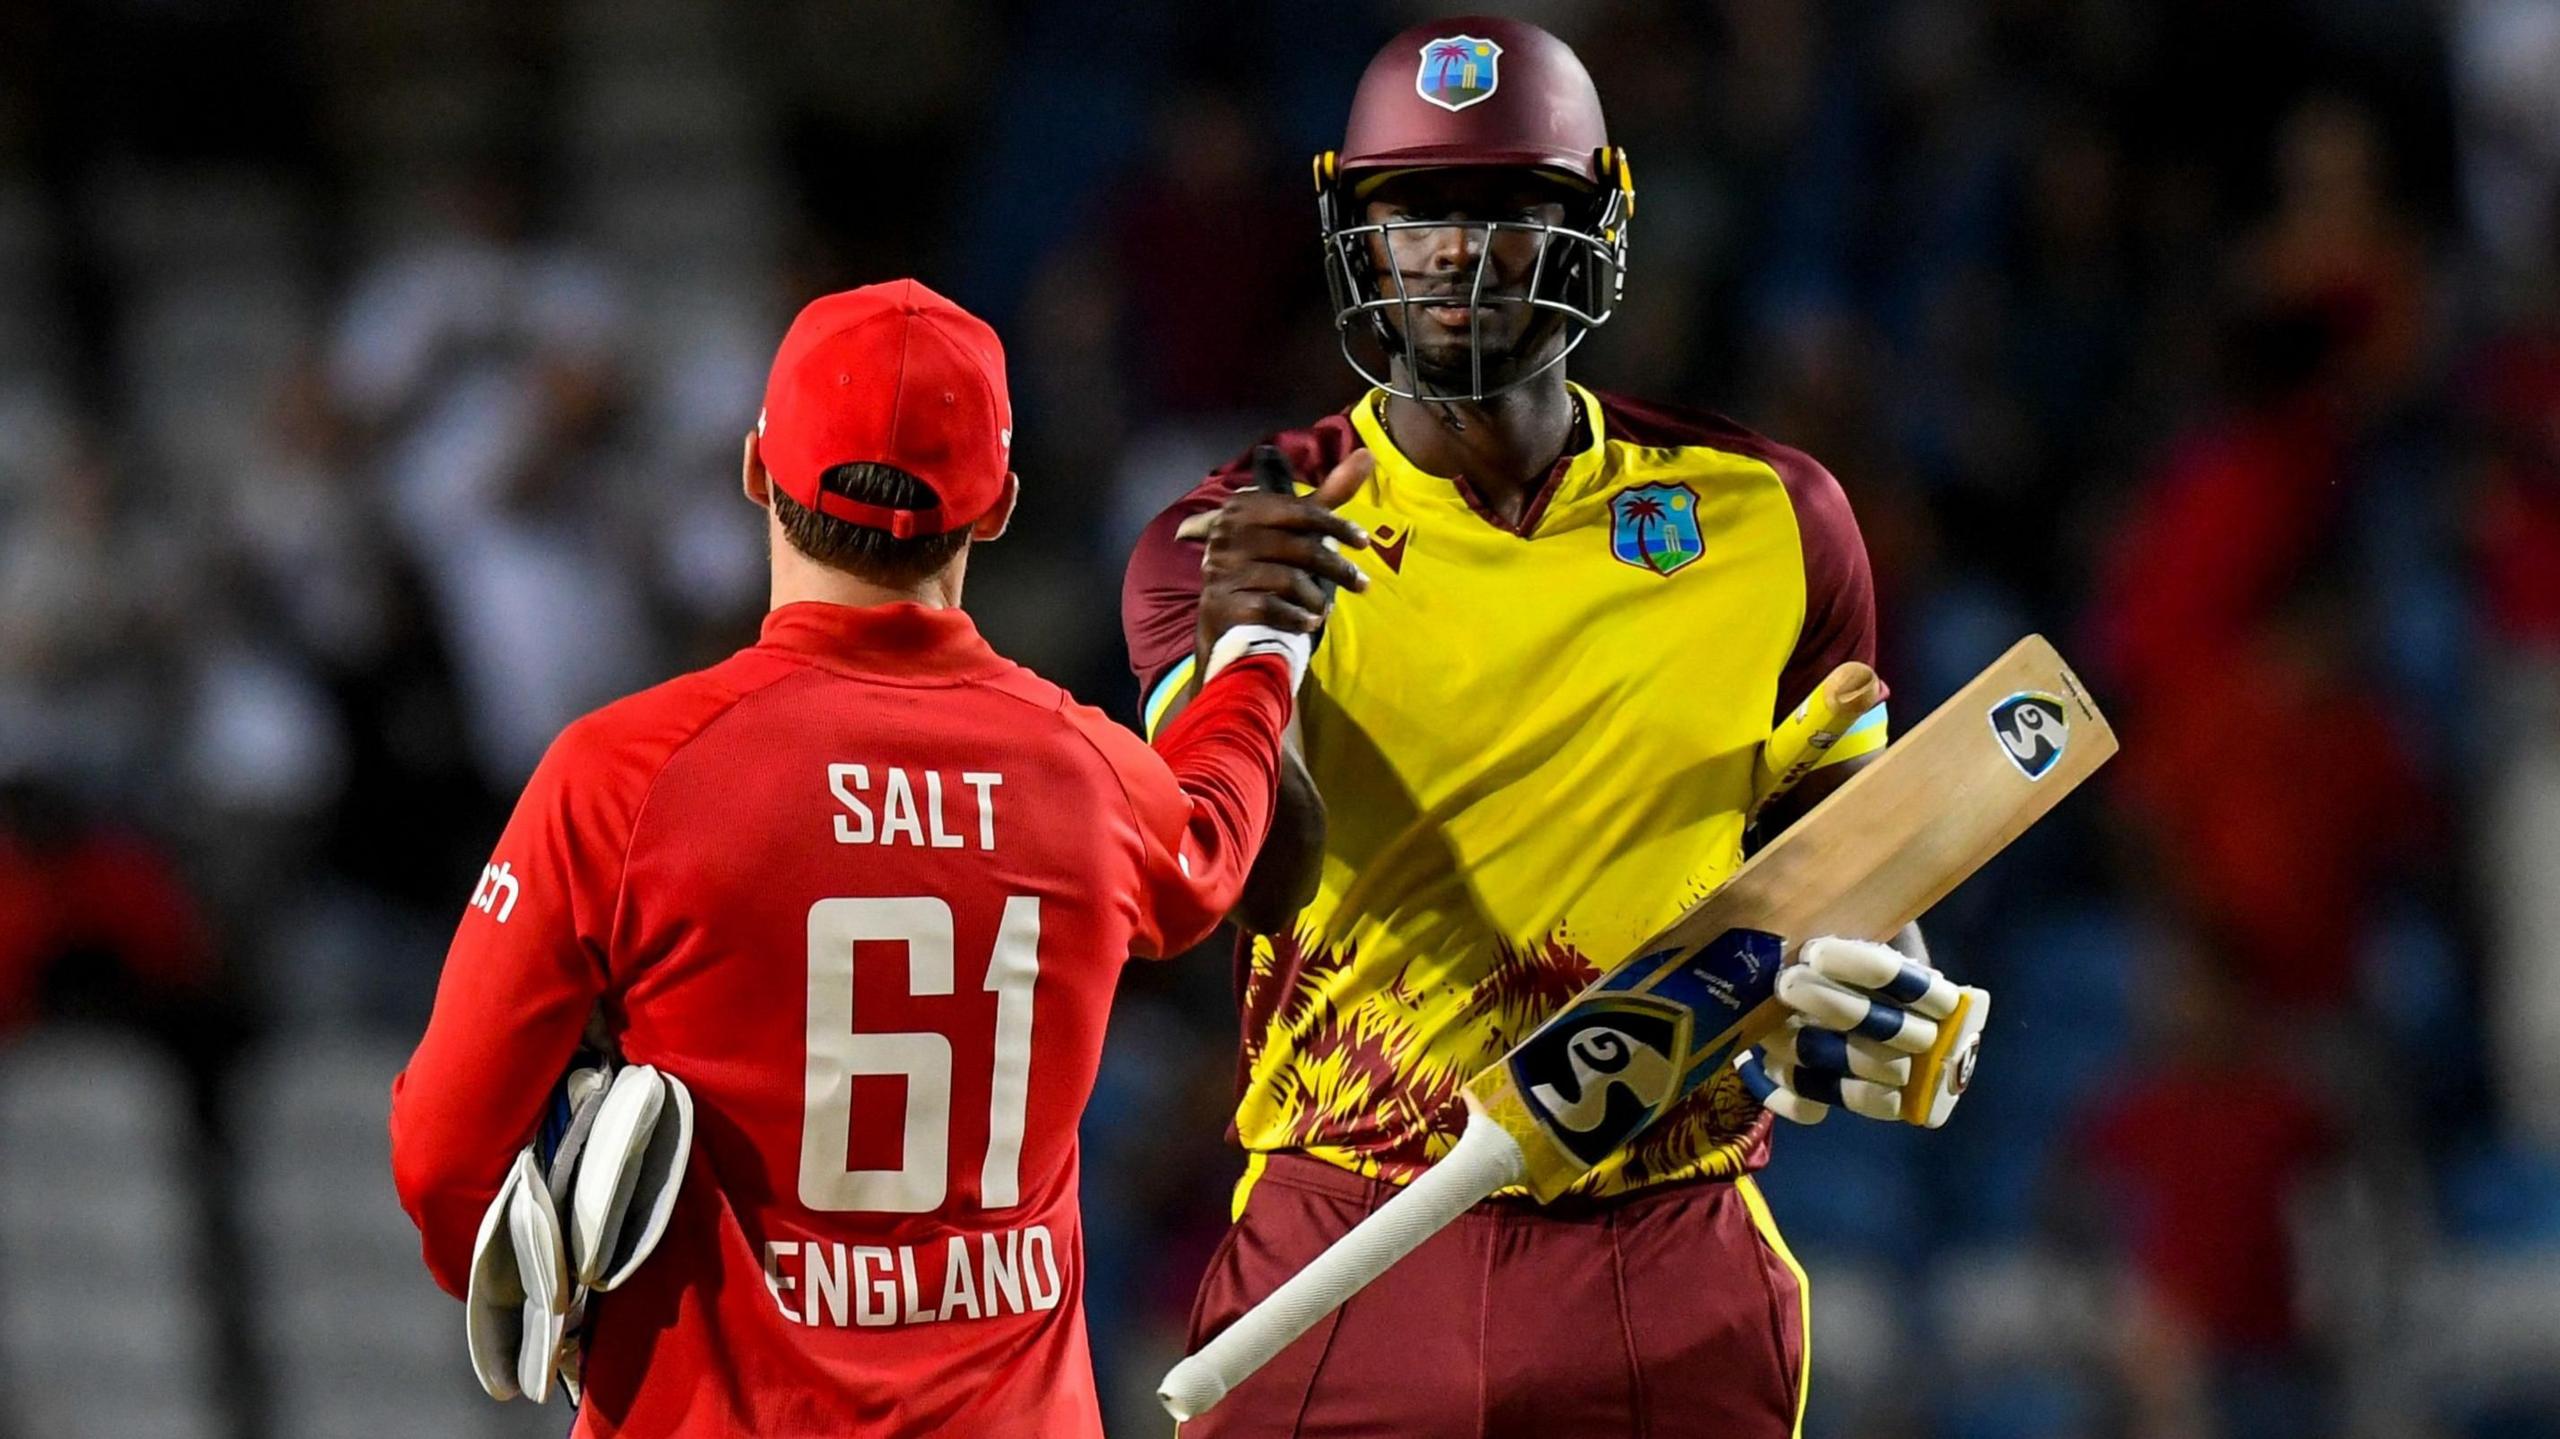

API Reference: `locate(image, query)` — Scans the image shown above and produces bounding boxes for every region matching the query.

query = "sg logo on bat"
[1511,998,1688,1167]
[1988,692,2069,780]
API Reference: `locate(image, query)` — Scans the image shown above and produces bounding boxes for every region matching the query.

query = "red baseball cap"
[756,279,1013,538]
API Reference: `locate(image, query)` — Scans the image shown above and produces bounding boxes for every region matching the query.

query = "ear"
[971,472,1020,542]
[741,432,772,506]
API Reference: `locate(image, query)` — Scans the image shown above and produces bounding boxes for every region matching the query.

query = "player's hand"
[1179,449,1374,659]
[1734,936,1988,1128]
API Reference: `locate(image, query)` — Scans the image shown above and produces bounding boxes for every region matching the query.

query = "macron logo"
[471,862,521,924]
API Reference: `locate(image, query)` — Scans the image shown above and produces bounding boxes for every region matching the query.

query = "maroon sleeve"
[1119,413,1366,707]
[1595,393,1877,720]
[1121,485,1227,704]
[1768,452,1878,718]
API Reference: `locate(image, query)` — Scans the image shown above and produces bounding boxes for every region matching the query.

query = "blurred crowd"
[3,0,2558,1436]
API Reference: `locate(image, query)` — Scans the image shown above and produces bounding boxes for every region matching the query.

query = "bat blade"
[1469,633,2116,1200]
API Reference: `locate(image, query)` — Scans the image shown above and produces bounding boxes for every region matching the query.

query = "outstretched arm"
[1147,685,1325,934]
[1130,441,1374,935]
[1129,656,1304,954]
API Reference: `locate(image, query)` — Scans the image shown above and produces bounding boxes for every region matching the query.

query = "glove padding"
[570,1061,693,1291]
[1736,936,1989,1129]
[464,1148,570,1402]
[1203,623,1314,692]
[464,1061,694,1403]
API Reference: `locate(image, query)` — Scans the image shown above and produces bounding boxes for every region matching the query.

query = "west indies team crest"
[1416,35,1502,112]
[1608,484,1704,576]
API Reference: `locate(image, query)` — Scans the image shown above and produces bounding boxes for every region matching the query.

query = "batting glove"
[1734,935,1989,1129]
[1203,622,1315,692]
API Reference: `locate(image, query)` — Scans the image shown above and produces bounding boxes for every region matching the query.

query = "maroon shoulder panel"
[1120,411,1367,705]
[1591,392,1878,721]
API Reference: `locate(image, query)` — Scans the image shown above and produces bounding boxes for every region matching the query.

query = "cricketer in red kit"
[391,280,1310,1436]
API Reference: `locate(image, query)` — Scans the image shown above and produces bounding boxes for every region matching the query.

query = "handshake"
[464,1056,695,1404]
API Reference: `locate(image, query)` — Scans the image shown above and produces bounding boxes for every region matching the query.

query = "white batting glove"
[1734,935,1989,1128]
[1202,623,1314,692]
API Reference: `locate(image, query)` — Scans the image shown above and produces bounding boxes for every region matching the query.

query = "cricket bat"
[1159,635,2116,1421]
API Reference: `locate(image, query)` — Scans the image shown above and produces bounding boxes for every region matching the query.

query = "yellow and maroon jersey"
[1122,385,1887,1200]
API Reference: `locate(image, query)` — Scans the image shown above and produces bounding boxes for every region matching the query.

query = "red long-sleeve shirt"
[390,601,1291,1437]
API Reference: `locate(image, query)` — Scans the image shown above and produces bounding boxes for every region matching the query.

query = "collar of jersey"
[1347,381,1611,538]
[758,600,1009,681]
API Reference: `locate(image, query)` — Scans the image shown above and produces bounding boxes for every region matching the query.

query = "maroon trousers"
[1183,1155,1809,1439]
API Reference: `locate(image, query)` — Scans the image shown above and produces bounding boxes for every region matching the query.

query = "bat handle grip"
[1157,1114,1526,1422]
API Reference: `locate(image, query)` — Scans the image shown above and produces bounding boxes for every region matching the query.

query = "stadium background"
[3,0,2559,1435]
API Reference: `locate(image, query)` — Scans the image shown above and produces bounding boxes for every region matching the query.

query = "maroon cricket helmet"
[1339,15,1612,184]
[1315,16,1635,401]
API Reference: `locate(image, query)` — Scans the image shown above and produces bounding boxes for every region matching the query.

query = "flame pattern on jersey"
[1236,926,1769,1193]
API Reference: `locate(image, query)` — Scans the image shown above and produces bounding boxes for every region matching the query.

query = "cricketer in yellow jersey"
[1119,15,1992,1439]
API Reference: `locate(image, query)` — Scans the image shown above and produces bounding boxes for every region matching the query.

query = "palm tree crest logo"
[1609,485,1703,576]
[1415,36,1502,112]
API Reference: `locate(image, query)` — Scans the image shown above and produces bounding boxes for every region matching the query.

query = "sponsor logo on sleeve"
[470,861,521,923]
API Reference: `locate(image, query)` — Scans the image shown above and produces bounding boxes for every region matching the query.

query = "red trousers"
[1183,1155,1809,1438]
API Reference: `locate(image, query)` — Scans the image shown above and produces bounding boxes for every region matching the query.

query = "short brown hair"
[771,462,973,587]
